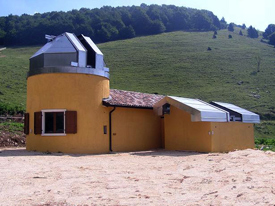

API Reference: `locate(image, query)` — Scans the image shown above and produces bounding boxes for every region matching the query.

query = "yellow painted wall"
[160,117,165,148]
[26,73,111,154]
[26,73,254,154]
[112,107,162,152]
[164,106,212,152]
[211,122,254,152]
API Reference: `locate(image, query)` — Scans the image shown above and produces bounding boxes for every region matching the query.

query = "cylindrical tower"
[25,32,111,153]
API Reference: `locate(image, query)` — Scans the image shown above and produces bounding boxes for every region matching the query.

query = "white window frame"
[41,109,66,136]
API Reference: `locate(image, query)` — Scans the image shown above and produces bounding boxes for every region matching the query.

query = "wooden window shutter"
[24,113,29,134]
[34,111,42,134]
[65,111,77,134]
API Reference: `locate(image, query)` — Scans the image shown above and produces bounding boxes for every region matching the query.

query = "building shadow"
[0,148,110,157]
[129,149,206,157]
[0,148,206,157]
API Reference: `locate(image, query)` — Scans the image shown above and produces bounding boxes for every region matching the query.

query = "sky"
[0,0,274,31]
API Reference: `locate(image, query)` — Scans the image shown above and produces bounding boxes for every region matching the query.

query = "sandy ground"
[0,148,274,206]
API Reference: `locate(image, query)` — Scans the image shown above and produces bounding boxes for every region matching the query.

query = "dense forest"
[0,4,225,46]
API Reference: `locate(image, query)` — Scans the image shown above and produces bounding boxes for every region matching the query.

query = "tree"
[205,11,220,30]
[220,17,227,29]
[148,20,166,34]
[228,23,234,32]
[239,30,243,36]
[147,4,162,21]
[247,26,258,38]
[131,7,152,35]
[168,9,190,31]
[96,23,118,42]
[192,11,212,31]
[241,24,246,29]
[263,24,275,39]
[119,9,132,26]
[220,17,226,24]
[0,4,226,46]
[0,29,6,45]
[119,25,135,39]
[268,32,275,45]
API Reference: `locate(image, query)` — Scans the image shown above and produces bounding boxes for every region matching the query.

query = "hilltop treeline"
[0,4,224,46]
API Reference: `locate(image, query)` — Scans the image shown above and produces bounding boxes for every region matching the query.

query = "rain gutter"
[109,107,116,152]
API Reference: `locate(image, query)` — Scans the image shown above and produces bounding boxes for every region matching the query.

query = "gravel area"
[0,148,274,206]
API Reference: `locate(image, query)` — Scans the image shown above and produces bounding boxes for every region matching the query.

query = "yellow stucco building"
[24,32,260,154]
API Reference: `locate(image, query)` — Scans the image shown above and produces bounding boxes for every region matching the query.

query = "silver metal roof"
[81,35,103,55]
[28,32,109,79]
[211,102,260,123]
[31,33,87,67]
[31,32,86,58]
[169,96,230,122]
[78,34,105,70]
[154,96,230,122]
[66,33,86,52]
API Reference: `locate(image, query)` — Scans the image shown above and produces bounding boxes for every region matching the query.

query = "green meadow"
[0,29,275,139]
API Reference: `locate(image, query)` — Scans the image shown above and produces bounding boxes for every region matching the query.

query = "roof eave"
[102,101,153,109]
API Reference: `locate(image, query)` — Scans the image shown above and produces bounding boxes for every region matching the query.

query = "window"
[162,103,170,115]
[44,112,65,134]
[34,110,77,135]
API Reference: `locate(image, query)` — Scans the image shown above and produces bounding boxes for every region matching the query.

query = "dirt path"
[0,148,274,206]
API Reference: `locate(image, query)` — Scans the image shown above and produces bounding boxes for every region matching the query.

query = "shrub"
[255,138,275,146]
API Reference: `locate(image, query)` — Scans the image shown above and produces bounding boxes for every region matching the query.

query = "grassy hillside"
[0,46,39,112]
[0,29,275,139]
[99,29,275,119]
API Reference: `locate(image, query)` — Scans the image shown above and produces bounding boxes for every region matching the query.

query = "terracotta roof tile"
[103,89,165,108]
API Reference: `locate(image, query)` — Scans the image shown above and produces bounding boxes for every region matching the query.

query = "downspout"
[109,107,116,152]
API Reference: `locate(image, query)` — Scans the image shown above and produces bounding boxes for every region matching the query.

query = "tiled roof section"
[103,89,165,108]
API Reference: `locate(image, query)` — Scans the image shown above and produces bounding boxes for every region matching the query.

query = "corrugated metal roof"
[168,96,230,122]
[103,89,164,108]
[211,102,260,123]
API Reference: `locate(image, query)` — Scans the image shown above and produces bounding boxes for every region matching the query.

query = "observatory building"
[24,32,260,154]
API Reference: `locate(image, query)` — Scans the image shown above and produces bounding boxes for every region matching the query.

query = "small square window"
[45,112,64,134]
[34,110,77,135]
[42,110,66,136]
